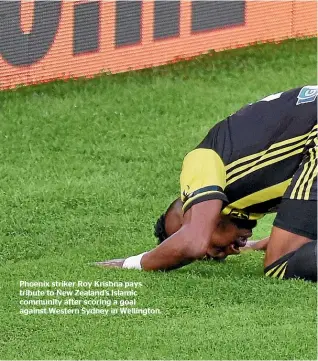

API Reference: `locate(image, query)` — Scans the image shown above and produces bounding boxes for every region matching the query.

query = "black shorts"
[264,240,317,281]
[274,138,317,239]
[274,199,317,239]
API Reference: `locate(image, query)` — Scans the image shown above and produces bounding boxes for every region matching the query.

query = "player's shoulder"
[233,85,317,118]
[258,85,317,105]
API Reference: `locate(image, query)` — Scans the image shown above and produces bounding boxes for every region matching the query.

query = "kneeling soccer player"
[97,86,317,282]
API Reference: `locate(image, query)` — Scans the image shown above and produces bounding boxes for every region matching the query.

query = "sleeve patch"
[297,86,318,105]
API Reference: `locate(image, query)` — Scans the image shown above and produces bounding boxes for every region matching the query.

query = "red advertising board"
[0,0,316,90]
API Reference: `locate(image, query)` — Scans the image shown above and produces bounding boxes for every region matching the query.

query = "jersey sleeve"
[180,148,228,213]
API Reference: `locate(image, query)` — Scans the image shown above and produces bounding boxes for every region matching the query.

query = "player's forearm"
[97,200,222,271]
[141,226,208,271]
[141,251,193,271]
[250,237,269,250]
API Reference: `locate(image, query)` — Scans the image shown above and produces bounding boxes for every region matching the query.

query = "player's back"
[198,86,317,166]
[194,86,317,218]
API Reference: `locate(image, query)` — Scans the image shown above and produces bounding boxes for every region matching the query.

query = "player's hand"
[239,241,258,252]
[94,259,125,268]
[240,238,269,252]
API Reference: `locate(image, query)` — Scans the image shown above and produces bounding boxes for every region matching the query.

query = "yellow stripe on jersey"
[226,138,310,180]
[306,128,318,146]
[304,149,318,200]
[304,138,317,200]
[227,148,303,186]
[225,149,265,173]
[290,159,311,199]
[297,147,317,200]
[225,124,318,174]
[222,179,291,219]
[290,145,317,200]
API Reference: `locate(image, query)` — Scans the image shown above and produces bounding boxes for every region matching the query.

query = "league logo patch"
[296,86,318,105]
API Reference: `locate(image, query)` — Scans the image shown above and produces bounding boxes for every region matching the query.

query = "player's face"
[205,216,252,260]
[164,206,252,255]
[210,215,252,247]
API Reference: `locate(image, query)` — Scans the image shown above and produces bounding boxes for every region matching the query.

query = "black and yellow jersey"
[180,86,318,221]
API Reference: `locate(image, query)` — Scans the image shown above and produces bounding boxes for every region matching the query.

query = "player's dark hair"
[154,214,168,244]
[154,198,182,244]
[231,218,257,229]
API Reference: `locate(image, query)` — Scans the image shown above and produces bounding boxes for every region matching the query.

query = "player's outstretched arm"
[96,199,223,271]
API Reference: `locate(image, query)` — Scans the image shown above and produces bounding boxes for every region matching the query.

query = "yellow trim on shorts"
[272,261,288,278]
[265,261,288,279]
[265,264,279,277]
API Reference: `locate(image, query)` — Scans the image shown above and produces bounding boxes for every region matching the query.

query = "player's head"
[154,197,256,248]
[154,198,183,244]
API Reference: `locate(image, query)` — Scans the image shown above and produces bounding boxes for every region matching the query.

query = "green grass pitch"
[0,38,316,360]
